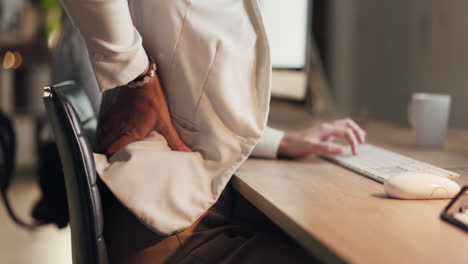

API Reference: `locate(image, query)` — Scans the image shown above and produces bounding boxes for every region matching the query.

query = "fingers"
[97,124,126,155]
[101,123,192,158]
[334,118,366,144]
[105,133,138,158]
[159,122,192,152]
[323,126,360,155]
[97,116,150,155]
[277,118,366,159]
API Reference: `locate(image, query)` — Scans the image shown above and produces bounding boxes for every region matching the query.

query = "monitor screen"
[259,0,309,69]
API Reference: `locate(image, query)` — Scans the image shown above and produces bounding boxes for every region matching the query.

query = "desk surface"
[233,120,468,264]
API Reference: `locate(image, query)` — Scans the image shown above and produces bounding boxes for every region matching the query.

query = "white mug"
[408,93,451,148]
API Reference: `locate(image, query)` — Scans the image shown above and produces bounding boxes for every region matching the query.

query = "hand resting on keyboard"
[277,118,366,159]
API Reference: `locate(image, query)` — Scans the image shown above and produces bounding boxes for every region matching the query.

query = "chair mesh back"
[43,81,107,264]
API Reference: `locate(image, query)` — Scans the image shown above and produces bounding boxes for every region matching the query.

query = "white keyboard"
[321,144,460,183]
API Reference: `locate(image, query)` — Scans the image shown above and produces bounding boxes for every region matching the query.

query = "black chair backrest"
[43,81,107,264]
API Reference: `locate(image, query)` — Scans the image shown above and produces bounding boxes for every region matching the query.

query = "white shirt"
[57,10,284,159]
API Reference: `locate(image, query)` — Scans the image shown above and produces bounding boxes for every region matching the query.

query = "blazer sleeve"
[59,0,148,92]
[250,127,285,159]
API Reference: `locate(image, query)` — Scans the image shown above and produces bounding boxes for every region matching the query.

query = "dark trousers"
[103,182,318,264]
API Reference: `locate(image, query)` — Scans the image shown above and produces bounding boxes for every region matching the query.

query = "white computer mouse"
[383,172,461,199]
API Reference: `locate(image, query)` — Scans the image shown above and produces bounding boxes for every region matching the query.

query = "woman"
[59,0,366,263]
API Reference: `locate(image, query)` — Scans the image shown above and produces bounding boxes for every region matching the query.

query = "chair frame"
[43,81,108,264]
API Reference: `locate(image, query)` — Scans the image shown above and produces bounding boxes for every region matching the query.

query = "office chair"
[43,81,108,264]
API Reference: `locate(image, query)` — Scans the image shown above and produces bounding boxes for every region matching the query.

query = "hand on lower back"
[97,70,191,158]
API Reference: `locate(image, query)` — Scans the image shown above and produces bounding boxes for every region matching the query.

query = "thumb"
[104,133,137,158]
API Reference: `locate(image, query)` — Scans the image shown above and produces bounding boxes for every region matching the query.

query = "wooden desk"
[233,121,468,264]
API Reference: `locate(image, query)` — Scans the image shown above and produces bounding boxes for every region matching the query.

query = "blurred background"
[1,0,468,263]
[0,1,72,263]
[1,0,61,170]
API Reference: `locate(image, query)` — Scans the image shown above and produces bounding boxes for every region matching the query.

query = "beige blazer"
[61,0,273,235]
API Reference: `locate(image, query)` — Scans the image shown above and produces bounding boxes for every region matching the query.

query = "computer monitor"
[259,0,311,101]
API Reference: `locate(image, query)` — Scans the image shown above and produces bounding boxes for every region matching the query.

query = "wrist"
[277,134,294,159]
[127,58,157,89]
[138,63,151,78]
